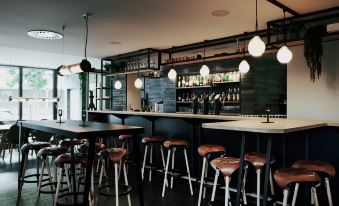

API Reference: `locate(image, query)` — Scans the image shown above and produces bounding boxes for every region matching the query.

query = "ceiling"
[0,0,337,58]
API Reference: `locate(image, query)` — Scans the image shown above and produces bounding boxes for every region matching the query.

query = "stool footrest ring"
[98,184,132,197]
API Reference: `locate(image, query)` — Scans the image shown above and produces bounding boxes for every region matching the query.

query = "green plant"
[303,25,326,82]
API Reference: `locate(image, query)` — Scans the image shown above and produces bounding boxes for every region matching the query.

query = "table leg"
[262,134,272,206]
[305,132,309,160]
[235,132,246,206]
[282,134,286,167]
[132,134,144,206]
[83,138,96,205]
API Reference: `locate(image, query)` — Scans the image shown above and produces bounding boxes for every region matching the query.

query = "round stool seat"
[198,144,226,157]
[54,153,88,168]
[59,139,85,149]
[142,136,165,144]
[79,143,106,154]
[118,135,132,140]
[98,148,129,163]
[292,160,336,178]
[245,152,276,169]
[37,147,68,160]
[211,156,240,177]
[274,167,320,188]
[21,142,51,153]
[163,139,189,149]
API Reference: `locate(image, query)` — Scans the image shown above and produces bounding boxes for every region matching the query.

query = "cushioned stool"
[242,152,276,206]
[97,148,131,206]
[197,144,226,206]
[141,136,166,181]
[18,142,52,201]
[53,153,90,206]
[274,167,321,206]
[161,139,193,197]
[210,156,241,205]
[36,146,69,205]
[292,160,336,206]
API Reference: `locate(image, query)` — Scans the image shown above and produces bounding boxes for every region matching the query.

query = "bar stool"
[242,152,276,206]
[141,136,166,181]
[54,153,90,206]
[97,148,132,206]
[210,156,241,205]
[273,167,321,206]
[18,142,52,200]
[197,144,226,206]
[161,139,193,197]
[36,146,69,205]
[292,160,336,206]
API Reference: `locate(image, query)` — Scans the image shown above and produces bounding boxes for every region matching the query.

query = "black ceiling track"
[266,0,300,16]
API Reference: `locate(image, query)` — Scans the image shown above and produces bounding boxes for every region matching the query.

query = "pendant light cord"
[243,33,246,56]
[84,14,89,60]
[203,41,206,62]
[255,0,258,32]
[283,10,286,45]
[62,25,65,65]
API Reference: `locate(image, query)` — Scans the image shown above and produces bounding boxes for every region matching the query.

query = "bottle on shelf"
[181,76,185,87]
[177,76,181,87]
[189,76,193,87]
[178,93,182,101]
[236,88,240,101]
[232,88,236,102]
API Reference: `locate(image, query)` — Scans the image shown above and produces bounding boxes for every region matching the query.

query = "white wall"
[287,40,339,121]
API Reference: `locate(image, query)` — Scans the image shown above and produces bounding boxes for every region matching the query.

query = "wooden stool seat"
[163,139,189,148]
[245,152,276,169]
[118,134,132,140]
[54,153,88,168]
[79,143,107,154]
[98,148,128,163]
[210,156,240,176]
[58,139,85,148]
[198,144,226,157]
[292,160,336,178]
[21,142,51,153]
[37,147,68,159]
[274,167,320,188]
[142,136,165,144]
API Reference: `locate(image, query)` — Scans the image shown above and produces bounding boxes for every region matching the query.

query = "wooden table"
[17,120,144,206]
[202,119,326,206]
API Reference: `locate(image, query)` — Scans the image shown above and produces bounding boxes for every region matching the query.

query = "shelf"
[105,68,158,77]
[96,97,111,100]
[176,101,240,104]
[212,81,240,84]
[176,101,192,104]
[176,86,211,89]
[96,87,112,90]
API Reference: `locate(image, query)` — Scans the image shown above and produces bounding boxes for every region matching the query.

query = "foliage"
[303,25,326,82]
[6,69,48,90]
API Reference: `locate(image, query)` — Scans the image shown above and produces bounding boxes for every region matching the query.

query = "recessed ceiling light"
[27,30,63,40]
[211,10,230,17]
[109,41,122,45]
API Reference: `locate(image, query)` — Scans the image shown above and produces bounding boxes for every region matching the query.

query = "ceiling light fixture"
[239,33,250,73]
[211,10,230,17]
[114,80,122,90]
[248,0,266,57]
[167,61,177,80]
[9,96,59,102]
[134,78,143,89]
[277,11,293,64]
[200,41,210,77]
[56,13,95,76]
[27,30,63,40]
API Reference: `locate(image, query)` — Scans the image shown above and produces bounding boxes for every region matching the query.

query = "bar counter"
[88,110,339,204]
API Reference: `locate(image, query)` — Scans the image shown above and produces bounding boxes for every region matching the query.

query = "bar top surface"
[202,119,327,134]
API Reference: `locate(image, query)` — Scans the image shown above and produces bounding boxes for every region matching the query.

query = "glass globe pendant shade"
[167,68,177,80]
[200,64,210,77]
[114,80,122,90]
[248,35,266,57]
[238,60,250,73]
[134,78,143,89]
[277,45,293,64]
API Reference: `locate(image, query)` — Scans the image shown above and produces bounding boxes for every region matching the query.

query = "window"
[0,66,19,123]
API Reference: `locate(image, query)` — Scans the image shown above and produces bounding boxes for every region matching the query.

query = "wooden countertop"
[88,110,243,121]
[202,119,327,134]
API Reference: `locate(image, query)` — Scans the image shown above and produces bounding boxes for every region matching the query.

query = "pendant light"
[239,33,250,73]
[248,0,266,57]
[134,65,143,89]
[167,61,177,80]
[277,11,293,64]
[200,41,210,77]
[114,75,122,90]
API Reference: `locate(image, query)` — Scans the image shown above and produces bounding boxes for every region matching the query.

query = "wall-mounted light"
[57,59,93,76]
[9,96,60,102]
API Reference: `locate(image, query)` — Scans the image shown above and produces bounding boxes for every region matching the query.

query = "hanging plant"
[303,25,326,82]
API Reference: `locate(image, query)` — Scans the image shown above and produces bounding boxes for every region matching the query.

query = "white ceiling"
[0,0,337,58]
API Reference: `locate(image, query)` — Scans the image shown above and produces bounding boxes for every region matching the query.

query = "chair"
[1,124,19,162]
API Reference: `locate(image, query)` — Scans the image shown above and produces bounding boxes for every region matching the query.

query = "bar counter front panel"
[88,111,339,204]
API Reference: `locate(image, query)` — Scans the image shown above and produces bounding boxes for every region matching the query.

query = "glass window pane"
[0,66,19,123]
[22,68,54,120]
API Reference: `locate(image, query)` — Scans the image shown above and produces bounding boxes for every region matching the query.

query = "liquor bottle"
[186,93,190,101]
[177,76,181,87]
[182,93,186,102]
[232,88,236,102]
[185,76,189,87]
[236,88,240,101]
[227,88,232,101]
[189,76,193,87]
[178,93,182,101]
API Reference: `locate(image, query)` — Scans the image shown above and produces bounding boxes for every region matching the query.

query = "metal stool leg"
[225,176,230,206]
[98,160,105,187]
[203,161,208,199]
[162,149,171,197]
[160,145,168,187]
[325,178,333,206]
[256,169,261,206]
[183,149,193,195]
[211,170,219,202]
[148,145,153,182]
[282,189,289,206]
[198,157,207,206]
[142,145,148,180]
[170,148,176,189]
[18,155,28,199]
[312,187,319,206]
[242,166,248,205]
[54,167,64,206]
[291,183,299,206]
[35,159,45,205]
[123,163,132,206]
[114,163,119,206]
